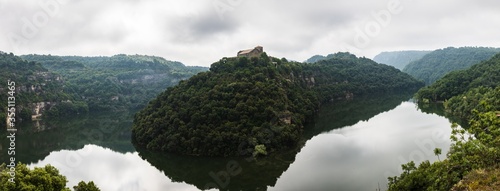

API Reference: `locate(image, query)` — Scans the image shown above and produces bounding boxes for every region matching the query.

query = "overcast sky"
[1,0,499,66]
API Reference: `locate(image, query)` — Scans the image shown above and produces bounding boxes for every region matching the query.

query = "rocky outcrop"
[31,102,54,120]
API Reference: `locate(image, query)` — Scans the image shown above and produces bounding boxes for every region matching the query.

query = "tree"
[0,163,100,191]
[434,148,442,161]
[1,163,69,191]
[253,144,268,157]
[388,85,500,190]
[73,181,101,191]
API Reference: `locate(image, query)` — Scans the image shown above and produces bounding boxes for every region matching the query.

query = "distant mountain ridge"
[372,50,431,70]
[21,54,208,112]
[416,52,500,102]
[403,47,500,85]
[305,52,375,63]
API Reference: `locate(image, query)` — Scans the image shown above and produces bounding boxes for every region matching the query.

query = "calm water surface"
[0,95,453,191]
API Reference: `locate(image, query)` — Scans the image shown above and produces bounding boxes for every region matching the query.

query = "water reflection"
[416,102,468,127]
[268,102,452,191]
[0,111,135,164]
[30,145,202,191]
[134,93,417,190]
[135,145,297,191]
[1,93,454,191]
[303,93,414,138]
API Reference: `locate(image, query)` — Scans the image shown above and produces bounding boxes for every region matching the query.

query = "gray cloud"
[1,0,499,66]
[168,8,239,43]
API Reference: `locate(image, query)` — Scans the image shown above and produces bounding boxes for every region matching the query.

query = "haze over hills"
[2,48,500,190]
[0,52,207,127]
[372,50,431,70]
[402,47,500,85]
[304,53,372,63]
[21,54,208,112]
[2,1,500,190]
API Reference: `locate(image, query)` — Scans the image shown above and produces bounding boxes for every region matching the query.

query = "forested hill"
[415,53,500,102]
[372,50,431,70]
[0,52,85,126]
[21,54,207,111]
[132,52,424,157]
[304,52,366,63]
[403,47,500,85]
[388,53,500,191]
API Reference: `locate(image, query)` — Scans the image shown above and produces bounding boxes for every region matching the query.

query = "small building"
[237,46,263,58]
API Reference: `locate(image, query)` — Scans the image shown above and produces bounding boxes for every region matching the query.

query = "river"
[0,94,454,191]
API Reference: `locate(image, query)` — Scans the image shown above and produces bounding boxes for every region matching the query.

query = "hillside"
[304,55,328,63]
[403,47,500,85]
[416,53,500,102]
[388,54,500,190]
[304,52,368,63]
[372,50,430,70]
[21,54,207,111]
[132,52,424,157]
[0,52,86,126]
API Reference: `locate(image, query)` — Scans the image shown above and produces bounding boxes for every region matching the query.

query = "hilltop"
[403,47,500,85]
[0,52,207,126]
[372,50,431,70]
[21,54,207,111]
[132,52,423,157]
[416,52,500,102]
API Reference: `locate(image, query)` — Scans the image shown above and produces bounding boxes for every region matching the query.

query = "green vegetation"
[0,163,100,191]
[304,55,329,63]
[388,97,500,190]
[416,53,500,102]
[445,86,500,122]
[451,167,500,191]
[21,54,207,112]
[2,52,204,127]
[133,52,423,157]
[388,54,500,190]
[403,47,500,85]
[135,91,413,191]
[0,52,83,125]
[373,50,431,70]
[73,181,100,191]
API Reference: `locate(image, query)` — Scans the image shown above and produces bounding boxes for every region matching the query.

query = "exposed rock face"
[31,102,55,120]
[345,92,354,100]
[305,76,315,88]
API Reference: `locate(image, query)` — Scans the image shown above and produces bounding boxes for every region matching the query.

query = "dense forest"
[21,54,207,112]
[0,52,206,127]
[403,47,500,85]
[135,91,413,191]
[416,53,500,102]
[0,52,85,125]
[372,50,431,70]
[388,53,500,190]
[0,163,100,191]
[132,52,423,157]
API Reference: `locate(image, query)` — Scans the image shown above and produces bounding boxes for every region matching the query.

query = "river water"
[0,94,453,191]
